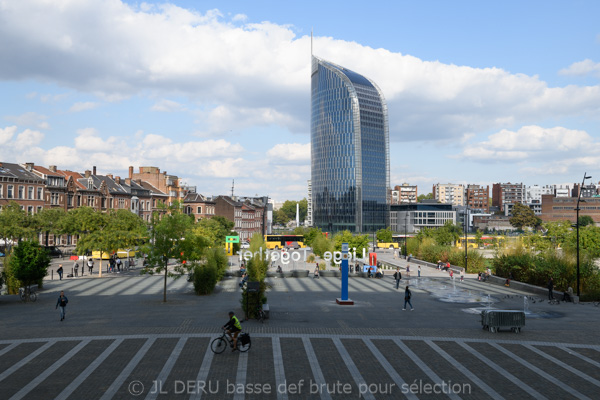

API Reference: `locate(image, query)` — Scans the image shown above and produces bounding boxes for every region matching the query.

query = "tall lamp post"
[404,211,408,258]
[464,206,468,273]
[576,172,592,297]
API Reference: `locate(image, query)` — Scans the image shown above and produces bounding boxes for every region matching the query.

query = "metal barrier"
[481,309,525,333]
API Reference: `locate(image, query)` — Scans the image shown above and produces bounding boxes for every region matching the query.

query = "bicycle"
[19,286,37,302]
[211,328,251,353]
[256,305,266,323]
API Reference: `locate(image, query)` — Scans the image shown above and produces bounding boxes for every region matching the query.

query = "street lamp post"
[404,212,408,258]
[576,172,592,297]
[464,207,468,273]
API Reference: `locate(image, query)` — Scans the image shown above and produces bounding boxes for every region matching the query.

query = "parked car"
[241,242,250,249]
[44,246,63,258]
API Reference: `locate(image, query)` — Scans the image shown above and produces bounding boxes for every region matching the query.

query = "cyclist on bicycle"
[223,311,242,351]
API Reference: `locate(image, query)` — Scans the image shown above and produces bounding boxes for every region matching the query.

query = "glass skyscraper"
[311,56,390,233]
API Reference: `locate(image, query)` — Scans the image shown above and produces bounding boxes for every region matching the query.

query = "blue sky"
[1,0,599,201]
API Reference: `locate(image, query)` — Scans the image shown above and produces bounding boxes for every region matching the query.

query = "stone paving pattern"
[1,252,599,399]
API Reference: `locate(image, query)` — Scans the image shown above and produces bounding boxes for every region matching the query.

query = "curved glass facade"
[311,56,389,233]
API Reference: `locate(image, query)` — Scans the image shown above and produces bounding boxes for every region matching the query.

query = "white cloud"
[460,125,598,162]
[5,112,50,130]
[0,126,17,145]
[69,102,99,112]
[151,99,187,112]
[559,59,600,77]
[267,143,310,163]
[0,1,598,143]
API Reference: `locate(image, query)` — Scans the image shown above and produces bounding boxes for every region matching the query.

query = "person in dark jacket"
[403,286,414,311]
[57,265,63,280]
[548,277,554,300]
[56,291,68,321]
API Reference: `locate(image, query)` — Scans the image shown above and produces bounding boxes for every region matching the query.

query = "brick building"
[465,184,489,212]
[492,182,526,212]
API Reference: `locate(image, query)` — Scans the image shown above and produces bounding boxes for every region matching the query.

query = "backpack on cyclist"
[239,333,251,346]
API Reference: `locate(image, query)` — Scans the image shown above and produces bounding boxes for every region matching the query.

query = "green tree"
[376,228,393,243]
[68,208,147,275]
[578,215,594,227]
[0,201,34,253]
[275,199,308,225]
[143,206,207,302]
[544,220,571,248]
[332,231,370,261]
[311,233,332,258]
[9,241,50,299]
[195,216,235,247]
[509,203,540,230]
[564,225,600,259]
[32,208,67,247]
[434,221,462,246]
[241,233,269,318]
[475,229,483,247]
[417,193,434,202]
[192,247,228,295]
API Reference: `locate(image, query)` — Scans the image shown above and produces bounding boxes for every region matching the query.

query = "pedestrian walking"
[116,257,122,273]
[403,286,414,310]
[87,258,94,275]
[57,264,63,280]
[394,267,402,289]
[406,264,410,278]
[449,269,454,279]
[109,256,115,273]
[460,268,464,282]
[548,277,554,300]
[56,290,68,321]
[313,266,319,279]
[73,261,79,277]
[418,266,421,278]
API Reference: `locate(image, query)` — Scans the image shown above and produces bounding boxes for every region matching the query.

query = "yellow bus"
[264,235,305,249]
[377,234,411,249]
[456,236,505,248]
[92,249,136,259]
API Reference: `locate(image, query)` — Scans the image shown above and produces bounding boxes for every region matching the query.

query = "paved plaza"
[1,256,600,399]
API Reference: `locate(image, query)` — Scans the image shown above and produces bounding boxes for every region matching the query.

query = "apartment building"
[465,184,489,212]
[432,183,464,206]
[390,184,418,204]
[492,182,526,212]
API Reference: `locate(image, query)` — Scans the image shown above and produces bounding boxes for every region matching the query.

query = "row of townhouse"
[0,161,270,247]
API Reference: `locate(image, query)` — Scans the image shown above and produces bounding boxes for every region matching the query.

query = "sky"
[1,0,599,202]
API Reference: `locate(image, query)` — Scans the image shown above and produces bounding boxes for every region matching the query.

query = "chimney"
[107,174,113,179]
[25,162,34,171]
[84,170,91,178]
[135,179,142,185]
[93,166,97,175]
[115,176,121,184]
[49,165,57,172]
[129,166,133,179]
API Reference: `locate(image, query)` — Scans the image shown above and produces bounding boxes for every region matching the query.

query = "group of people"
[56,258,95,280]
[108,255,123,273]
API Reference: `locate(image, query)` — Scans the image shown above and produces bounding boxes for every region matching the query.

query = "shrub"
[192,263,219,295]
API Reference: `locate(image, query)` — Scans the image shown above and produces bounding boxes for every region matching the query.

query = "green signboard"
[226,236,240,243]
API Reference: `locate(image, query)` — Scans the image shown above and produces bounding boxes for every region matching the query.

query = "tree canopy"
[143,205,208,302]
[0,201,34,252]
[273,199,307,225]
[509,202,541,230]
[9,240,50,295]
[417,193,433,202]
[376,228,393,243]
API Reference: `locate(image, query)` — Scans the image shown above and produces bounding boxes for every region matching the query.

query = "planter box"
[292,270,309,278]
